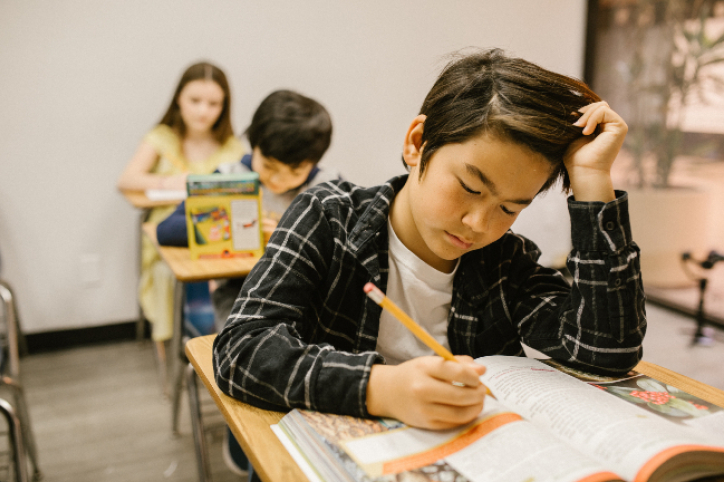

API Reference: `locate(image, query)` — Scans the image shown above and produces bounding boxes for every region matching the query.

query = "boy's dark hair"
[246,90,332,167]
[411,48,601,192]
[159,61,234,144]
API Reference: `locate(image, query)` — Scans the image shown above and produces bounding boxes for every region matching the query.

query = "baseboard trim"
[646,295,724,330]
[25,320,149,354]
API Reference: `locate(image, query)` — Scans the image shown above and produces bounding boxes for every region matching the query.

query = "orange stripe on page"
[381,412,522,475]
[634,444,724,482]
[577,471,622,482]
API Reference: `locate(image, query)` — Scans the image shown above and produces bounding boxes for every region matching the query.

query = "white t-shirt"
[375,219,458,365]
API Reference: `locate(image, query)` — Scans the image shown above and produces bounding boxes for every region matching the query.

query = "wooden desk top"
[120,189,183,209]
[186,334,724,482]
[142,223,259,282]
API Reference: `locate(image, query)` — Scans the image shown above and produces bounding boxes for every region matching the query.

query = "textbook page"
[340,397,620,482]
[478,356,724,481]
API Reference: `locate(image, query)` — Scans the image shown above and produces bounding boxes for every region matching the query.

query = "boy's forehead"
[254,148,314,171]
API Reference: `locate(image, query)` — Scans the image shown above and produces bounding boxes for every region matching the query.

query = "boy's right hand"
[262,217,279,243]
[366,356,488,430]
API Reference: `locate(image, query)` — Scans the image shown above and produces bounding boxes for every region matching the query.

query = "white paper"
[230,199,261,250]
[144,189,187,201]
[342,418,479,465]
[340,398,613,482]
[445,414,612,482]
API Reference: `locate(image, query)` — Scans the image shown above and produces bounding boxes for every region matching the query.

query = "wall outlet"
[80,254,101,287]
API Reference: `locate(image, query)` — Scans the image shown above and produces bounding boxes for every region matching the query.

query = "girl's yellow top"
[140,124,244,341]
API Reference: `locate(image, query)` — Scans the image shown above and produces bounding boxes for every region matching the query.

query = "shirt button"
[605,221,615,231]
[614,278,622,287]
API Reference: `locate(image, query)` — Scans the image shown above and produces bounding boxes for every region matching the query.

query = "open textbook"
[273,356,724,482]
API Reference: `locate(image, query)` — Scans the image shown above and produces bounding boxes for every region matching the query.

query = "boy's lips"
[445,232,473,250]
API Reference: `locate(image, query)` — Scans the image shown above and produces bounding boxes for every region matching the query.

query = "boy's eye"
[459,180,480,195]
[501,205,517,216]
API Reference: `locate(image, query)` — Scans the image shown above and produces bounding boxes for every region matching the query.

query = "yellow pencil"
[364,282,495,398]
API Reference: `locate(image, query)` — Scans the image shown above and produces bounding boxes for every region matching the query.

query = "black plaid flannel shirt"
[213,175,646,417]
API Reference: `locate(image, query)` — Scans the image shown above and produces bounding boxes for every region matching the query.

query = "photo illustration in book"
[590,376,721,424]
[190,206,231,244]
[541,359,722,424]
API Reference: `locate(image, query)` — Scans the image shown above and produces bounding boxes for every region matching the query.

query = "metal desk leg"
[186,363,211,482]
[171,280,186,434]
[136,209,151,341]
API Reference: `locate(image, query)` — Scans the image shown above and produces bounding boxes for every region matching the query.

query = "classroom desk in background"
[120,188,184,209]
[141,223,260,436]
[141,222,259,281]
[185,334,724,482]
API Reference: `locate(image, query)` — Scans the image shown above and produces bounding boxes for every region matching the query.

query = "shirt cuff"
[568,190,633,252]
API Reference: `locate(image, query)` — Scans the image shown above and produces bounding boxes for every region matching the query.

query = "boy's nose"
[270,173,286,187]
[463,207,491,233]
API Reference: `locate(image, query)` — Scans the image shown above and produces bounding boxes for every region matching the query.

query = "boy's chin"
[266,184,291,194]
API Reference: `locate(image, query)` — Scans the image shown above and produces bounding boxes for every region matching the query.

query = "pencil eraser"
[363,282,384,304]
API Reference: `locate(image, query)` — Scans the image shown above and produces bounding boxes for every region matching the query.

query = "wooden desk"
[141,223,259,281]
[120,188,184,209]
[186,334,724,482]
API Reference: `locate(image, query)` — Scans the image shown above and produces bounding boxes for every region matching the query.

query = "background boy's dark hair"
[246,90,332,168]
[406,48,601,192]
[159,61,234,144]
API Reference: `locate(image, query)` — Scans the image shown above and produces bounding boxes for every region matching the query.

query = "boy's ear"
[402,115,426,168]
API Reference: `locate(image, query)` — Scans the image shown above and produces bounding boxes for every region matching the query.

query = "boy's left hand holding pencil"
[364,283,491,430]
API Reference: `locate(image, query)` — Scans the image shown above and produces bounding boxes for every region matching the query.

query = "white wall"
[0,1,587,333]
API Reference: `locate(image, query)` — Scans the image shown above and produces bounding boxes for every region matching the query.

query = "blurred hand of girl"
[159,173,188,191]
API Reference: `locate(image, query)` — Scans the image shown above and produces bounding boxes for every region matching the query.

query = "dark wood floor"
[19,340,243,482]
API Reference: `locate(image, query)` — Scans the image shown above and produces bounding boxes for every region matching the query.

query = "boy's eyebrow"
[464,163,534,205]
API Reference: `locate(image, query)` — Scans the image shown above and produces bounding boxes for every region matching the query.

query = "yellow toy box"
[184,172,264,259]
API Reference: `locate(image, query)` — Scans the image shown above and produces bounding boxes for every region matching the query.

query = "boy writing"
[213,49,646,430]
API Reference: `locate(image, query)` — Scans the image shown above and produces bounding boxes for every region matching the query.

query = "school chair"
[0,281,41,481]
